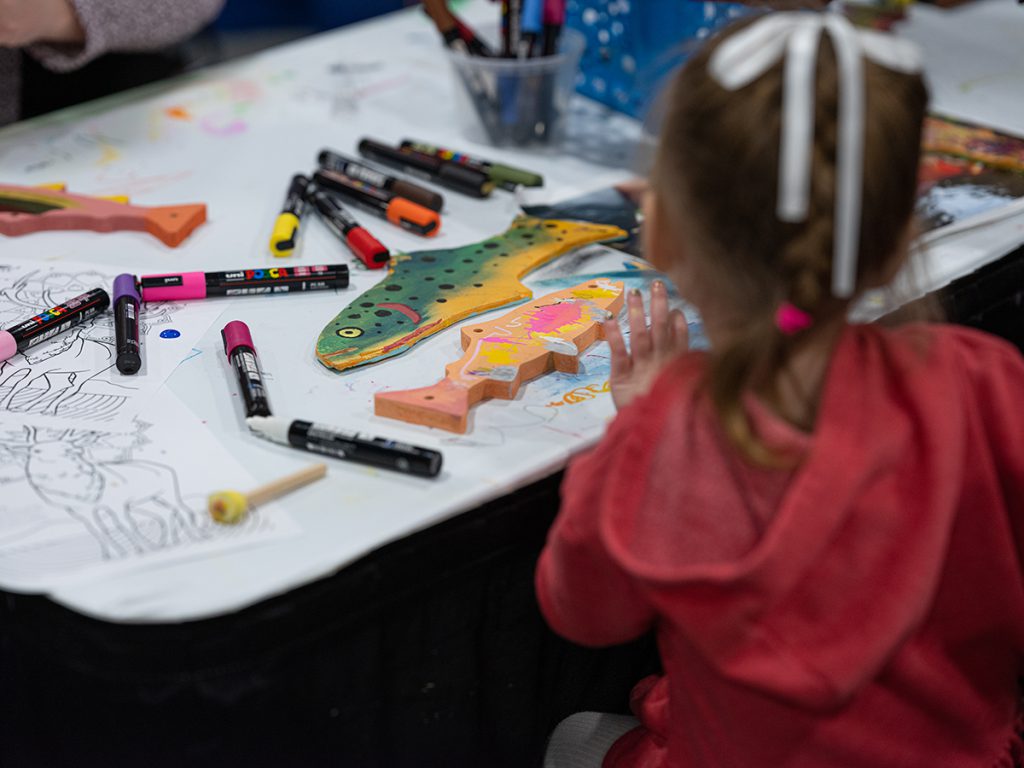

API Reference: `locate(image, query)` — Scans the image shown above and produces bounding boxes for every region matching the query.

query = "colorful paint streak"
[316,216,627,372]
[375,280,624,433]
[923,115,1024,173]
[546,381,610,407]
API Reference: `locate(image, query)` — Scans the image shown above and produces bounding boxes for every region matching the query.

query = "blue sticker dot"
[159,329,181,339]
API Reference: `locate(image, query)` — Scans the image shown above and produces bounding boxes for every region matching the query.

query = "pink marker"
[138,264,348,302]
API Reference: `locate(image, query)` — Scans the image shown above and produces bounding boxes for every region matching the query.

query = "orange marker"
[312,169,440,237]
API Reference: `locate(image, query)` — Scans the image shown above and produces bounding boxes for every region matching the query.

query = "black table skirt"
[0,471,660,768]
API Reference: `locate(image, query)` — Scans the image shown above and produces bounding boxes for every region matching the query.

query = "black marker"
[247,416,443,478]
[222,320,271,418]
[318,149,444,212]
[312,169,440,237]
[358,138,495,198]
[305,184,391,269]
[0,288,110,363]
[113,274,141,375]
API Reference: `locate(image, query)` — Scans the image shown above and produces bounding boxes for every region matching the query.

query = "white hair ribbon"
[708,12,922,299]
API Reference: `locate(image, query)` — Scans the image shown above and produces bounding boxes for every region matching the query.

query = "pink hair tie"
[775,302,814,335]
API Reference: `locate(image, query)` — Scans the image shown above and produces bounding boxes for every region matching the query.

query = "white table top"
[0,0,1021,623]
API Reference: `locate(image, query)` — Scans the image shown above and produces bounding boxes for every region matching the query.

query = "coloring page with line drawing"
[0,390,300,592]
[0,260,223,431]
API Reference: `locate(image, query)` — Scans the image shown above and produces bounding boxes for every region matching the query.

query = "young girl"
[537,11,1024,768]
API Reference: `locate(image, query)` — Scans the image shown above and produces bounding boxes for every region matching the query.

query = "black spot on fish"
[462,259,472,263]
[522,233,534,239]
[425,276,435,282]
[384,285,401,292]
[375,310,392,317]
[436,298,447,303]
[360,302,374,307]
[439,284,454,290]
[422,255,436,262]
[444,269,454,273]
[484,243,499,249]
[375,323,382,327]
[499,253,508,257]
[545,223,557,228]
[347,314,361,319]
[473,283,483,288]
[409,296,419,300]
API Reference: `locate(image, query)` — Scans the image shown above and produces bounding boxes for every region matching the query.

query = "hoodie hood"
[599,324,967,710]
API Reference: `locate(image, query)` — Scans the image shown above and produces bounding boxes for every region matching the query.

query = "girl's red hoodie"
[536,323,1024,767]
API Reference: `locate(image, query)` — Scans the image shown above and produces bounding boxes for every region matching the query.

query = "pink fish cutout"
[375,279,624,433]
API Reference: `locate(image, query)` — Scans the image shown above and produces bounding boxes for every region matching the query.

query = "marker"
[358,138,495,198]
[139,264,349,302]
[542,0,566,56]
[399,140,543,188]
[318,149,444,212]
[113,274,142,375]
[305,184,390,269]
[312,169,440,237]
[521,0,543,57]
[248,416,443,479]
[0,288,110,364]
[222,320,271,419]
[269,174,311,257]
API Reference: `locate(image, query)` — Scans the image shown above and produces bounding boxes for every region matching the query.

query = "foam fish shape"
[0,184,206,247]
[375,278,624,433]
[316,215,626,371]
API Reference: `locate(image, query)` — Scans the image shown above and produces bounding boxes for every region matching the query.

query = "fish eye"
[336,327,363,338]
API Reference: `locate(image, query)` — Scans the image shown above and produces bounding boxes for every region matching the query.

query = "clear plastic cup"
[444,28,586,149]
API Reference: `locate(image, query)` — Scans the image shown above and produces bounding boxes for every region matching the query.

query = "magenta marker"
[222,320,271,418]
[139,264,348,302]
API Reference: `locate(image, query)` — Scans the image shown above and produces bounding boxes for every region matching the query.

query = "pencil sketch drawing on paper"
[0,267,182,423]
[0,422,217,567]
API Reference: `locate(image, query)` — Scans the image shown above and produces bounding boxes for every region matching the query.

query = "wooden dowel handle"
[246,463,327,508]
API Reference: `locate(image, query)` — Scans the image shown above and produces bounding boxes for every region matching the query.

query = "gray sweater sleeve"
[28,0,226,73]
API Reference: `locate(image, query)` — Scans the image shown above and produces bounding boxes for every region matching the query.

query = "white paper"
[0,260,222,430]
[0,390,300,592]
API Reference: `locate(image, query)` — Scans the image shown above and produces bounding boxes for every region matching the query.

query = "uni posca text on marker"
[0,288,110,363]
[138,264,349,302]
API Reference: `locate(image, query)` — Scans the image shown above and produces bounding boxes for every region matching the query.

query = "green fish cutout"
[316,215,627,371]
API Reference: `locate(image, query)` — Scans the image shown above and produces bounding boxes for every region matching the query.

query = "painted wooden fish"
[316,215,626,371]
[375,279,624,433]
[0,184,206,247]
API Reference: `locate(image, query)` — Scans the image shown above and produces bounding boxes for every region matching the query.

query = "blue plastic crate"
[568,0,751,118]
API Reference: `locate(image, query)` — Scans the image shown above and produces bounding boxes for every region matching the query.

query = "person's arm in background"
[0,0,225,72]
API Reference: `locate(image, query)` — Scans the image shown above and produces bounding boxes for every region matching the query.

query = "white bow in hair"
[708,12,923,299]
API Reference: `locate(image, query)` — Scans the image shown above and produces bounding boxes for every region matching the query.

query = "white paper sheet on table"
[0,390,300,593]
[0,260,223,430]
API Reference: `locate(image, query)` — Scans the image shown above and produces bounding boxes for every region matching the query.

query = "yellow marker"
[269,174,311,257]
[208,462,326,524]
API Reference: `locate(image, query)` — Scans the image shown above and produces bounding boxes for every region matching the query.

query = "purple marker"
[222,320,271,418]
[113,274,142,375]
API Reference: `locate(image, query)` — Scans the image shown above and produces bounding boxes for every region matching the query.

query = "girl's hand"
[604,281,688,411]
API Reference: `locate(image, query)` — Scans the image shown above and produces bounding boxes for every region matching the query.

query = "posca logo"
[30,305,67,325]
[240,268,290,280]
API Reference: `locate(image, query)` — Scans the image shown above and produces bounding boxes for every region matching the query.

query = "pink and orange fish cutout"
[375,279,624,433]
[0,184,206,247]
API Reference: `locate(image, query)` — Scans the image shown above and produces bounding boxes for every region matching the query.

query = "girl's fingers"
[603,319,631,377]
[671,310,689,352]
[627,289,651,360]
[649,281,669,351]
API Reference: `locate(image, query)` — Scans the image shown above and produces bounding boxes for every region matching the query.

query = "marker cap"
[113,273,140,304]
[386,197,440,237]
[270,213,301,257]
[346,227,390,268]
[221,320,256,359]
[140,272,207,302]
[0,330,16,362]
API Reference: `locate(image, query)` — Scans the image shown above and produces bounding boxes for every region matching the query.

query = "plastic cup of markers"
[444,28,586,149]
